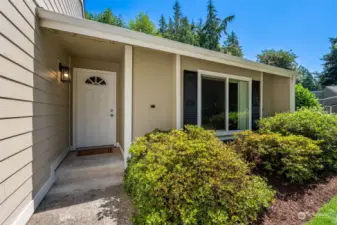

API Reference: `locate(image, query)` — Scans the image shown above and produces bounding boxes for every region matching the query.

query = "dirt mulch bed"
[255,175,337,225]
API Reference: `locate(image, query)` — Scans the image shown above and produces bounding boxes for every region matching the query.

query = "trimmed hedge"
[233,131,323,183]
[125,126,275,225]
[259,108,337,170]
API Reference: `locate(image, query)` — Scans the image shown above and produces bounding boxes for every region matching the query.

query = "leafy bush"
[233,131,322,183]
[259,108,337,170]
[125,126,275,225]
[295,84,321,109]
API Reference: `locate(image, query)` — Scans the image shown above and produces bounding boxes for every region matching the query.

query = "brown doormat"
[76,147,115,157]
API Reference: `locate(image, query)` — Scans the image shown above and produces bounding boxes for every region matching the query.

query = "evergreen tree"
[179,17,195,45]
[158,14,168,37]
[200,0,235,51]
[172,0,182,40]
[319,38,337,87]
[129,12,156,35]
[221,31,243,57]
[167,17,174,40]
[194,19,203,47]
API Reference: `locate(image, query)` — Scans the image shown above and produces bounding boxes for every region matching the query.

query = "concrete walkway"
[27,150,133,225]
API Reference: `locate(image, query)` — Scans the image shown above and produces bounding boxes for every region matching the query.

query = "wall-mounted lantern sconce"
[59,63,71,83]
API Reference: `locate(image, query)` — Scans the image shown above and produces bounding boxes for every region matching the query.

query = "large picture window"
[198,70,251,133]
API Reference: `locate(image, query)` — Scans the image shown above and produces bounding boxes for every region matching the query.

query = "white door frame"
[72,68,116,150]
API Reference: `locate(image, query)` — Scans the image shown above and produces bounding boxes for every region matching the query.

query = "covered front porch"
[42,28,135,167]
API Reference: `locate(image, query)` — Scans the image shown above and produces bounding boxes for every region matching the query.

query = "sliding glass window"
[228,79,249,130]
[199,71,251,132]
[201,77,226,130]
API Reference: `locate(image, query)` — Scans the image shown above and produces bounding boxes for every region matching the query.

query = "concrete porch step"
[55,151,124,184]
[49,172,124,195]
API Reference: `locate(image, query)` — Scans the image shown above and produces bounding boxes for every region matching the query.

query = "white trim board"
[37,8,297,78]
[72,68,117,150]
[11,147,69,225]
[123,45,133,168]
[175,54,182,129]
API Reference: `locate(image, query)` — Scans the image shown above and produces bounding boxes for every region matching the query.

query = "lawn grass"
[306,195,337,225]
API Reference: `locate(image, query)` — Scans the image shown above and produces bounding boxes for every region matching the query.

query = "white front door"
[75,69,116,148]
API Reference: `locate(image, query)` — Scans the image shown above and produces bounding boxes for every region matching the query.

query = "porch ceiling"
[44,29,124,62]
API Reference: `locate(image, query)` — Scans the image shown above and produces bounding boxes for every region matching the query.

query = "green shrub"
[295,84,321,109]
[259,108,337,170]
[125,125,275,225]
[233,131,322,183]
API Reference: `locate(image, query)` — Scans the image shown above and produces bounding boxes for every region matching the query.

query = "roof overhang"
[37,8,297,78]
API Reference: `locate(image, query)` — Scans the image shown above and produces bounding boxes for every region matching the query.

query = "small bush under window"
[233,131,323,183]
[258,108,337,171]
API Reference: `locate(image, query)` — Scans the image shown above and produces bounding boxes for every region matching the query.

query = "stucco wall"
[132,47,175,138]
[263,73,291,116]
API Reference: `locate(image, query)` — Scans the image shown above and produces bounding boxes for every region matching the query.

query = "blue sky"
[85,0,337,72]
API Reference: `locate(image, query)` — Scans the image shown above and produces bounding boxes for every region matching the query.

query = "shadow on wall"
[30,27,71,211]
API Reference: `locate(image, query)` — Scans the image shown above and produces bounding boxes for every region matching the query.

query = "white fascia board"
[37,8,296,78]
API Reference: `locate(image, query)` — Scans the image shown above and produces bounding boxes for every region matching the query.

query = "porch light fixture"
[59,63,71,83]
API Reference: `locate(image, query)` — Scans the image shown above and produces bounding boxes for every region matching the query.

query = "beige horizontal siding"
[0,179,32,224]
[2,193,32,225]
[0,163,33,203]
[0,0,72,223]
[35,0,83,17]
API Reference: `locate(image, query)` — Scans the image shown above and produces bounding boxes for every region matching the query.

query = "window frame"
[197,69,252,134]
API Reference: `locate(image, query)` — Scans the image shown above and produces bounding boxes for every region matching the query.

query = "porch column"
[260,72,264,118]
[290,74,296,112]
[124,45,133,167]
[174,54,182,129]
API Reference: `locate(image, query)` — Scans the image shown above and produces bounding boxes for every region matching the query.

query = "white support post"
[175,54,181,129]
[124,45,133,168]
[225,77,229,131]
[260,72,263,118]
[290,75,296,112]
[248,79,252,130]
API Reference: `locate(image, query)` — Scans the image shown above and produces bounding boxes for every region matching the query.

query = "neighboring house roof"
[37,8,297,78]
[314,86,337,106]
[326,86,337,95]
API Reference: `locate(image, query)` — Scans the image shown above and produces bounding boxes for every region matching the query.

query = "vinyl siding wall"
[0,0,82,224]
[34,0,83,18]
